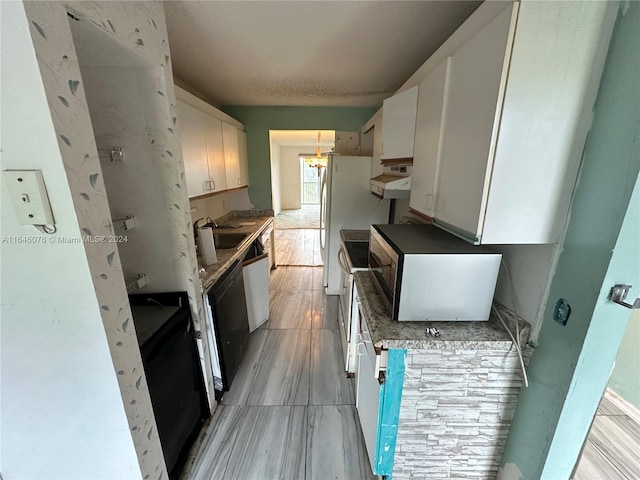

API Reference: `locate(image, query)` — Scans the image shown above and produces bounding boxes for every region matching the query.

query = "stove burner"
[344,241,369,269]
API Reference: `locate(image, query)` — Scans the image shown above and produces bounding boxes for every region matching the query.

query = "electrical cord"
[34,224,57,234]
[497,258,529,387]
[493,305,529,388]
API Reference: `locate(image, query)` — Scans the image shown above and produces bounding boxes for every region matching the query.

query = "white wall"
[6,2,204,478]
[279,146,303,209]
[0,2,141,478]
[189,188,254,223]
[79,64,188,292]
[492,244,558,340]
[270,142,282,215]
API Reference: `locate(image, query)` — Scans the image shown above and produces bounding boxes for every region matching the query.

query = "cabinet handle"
[356,341,365,356]
[237,178,241,186]
[361,329,372,345]
[433,194,441,213]
[425,194,433,210]
[211,180,216,190]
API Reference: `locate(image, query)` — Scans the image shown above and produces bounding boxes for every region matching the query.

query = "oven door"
[338,246,351,333]
[368,227,397,309]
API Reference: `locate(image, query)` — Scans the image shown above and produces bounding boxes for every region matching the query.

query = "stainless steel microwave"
[368,224,501,321]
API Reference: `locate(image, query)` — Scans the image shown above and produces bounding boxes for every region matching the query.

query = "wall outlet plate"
[553,298,572,326]
[3,170,55,225]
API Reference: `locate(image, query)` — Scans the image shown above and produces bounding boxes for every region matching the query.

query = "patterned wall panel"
[22,2,208,478]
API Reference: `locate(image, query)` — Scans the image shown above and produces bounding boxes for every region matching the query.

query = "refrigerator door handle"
[319,170,327,263]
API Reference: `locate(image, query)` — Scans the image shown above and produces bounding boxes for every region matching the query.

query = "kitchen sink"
[213,232,248,249]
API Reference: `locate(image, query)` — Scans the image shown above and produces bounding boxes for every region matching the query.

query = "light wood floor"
[185,266,374,479]
[275,228,322,267]
[574,389,640,479]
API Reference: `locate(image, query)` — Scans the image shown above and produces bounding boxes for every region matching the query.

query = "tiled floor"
[573,389,640,479]
[275,229,322,266]
[187,266,374,480]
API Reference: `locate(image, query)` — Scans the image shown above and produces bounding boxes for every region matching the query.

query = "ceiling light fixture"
[300,131,328,172]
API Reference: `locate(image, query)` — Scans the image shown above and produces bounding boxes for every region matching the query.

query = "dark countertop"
[130,305,181,346]
[353,271,529,350]
[198,211,274,291]
[340,229,370,242]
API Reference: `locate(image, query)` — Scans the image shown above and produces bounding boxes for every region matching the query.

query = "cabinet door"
[381,85,419,160]
[410,58,450,218]
[435,7,514,240]
[222,122,241,189]
[203,115,227,192]
[177,101,210,197]
[237,130,249,187]
[371,122,384,178]
[356,325,381,473]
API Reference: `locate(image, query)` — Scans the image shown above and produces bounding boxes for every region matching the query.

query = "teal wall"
[222,106,378,209]
[500,3,640,478]
[608,310,640,410]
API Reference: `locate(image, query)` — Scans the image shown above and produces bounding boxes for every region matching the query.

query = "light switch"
[3,170,55,225]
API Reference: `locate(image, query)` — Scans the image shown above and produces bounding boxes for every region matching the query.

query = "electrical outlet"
[553,298,572,326]
[3,170,55,225]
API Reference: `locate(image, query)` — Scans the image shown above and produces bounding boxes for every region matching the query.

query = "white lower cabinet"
[356,334,380,471]
[354,286,401,477]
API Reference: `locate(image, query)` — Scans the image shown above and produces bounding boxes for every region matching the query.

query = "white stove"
[337,239,369,373]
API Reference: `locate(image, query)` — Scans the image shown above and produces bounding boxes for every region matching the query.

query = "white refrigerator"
[320,155,389,294]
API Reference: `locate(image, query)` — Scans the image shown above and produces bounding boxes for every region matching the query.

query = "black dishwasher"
[207,259,250,396]
[129,292,208,479]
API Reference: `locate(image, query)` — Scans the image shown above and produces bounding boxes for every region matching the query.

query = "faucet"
[193,217,205,241]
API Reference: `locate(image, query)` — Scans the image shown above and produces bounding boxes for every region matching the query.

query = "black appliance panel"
[130,291,207,479]
[207,259,250,391]
[344,241,369,269]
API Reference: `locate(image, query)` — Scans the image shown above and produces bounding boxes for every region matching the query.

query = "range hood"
[370,174,411,199]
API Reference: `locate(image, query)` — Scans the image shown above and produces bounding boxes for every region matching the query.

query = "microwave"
[368,224,501,321]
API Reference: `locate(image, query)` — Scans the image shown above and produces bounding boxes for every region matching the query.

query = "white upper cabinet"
[176,86,247,198]
[409,57,450,219]
[177,100,227,196]
[237,130,249,187]
[435,6,514,239]
[380,85,419,161]
[408,1,615,244]
[177,101,210,198]
[222,122,241,189]
[203,114,227,193]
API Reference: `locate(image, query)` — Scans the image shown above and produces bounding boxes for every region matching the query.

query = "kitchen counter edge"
[353,271,530,351]
[199,214,274,291]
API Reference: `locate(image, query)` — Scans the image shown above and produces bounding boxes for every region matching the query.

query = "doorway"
[269,130,334,266]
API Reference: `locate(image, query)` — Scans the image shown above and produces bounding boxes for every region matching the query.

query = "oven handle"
[337,245,350,273]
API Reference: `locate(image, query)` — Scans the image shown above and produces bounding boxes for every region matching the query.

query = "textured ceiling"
[163,1,481,107]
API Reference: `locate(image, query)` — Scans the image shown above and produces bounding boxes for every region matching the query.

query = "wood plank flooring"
[187,265,374,479]
[574,389,640,479]
[275,229,322,266]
